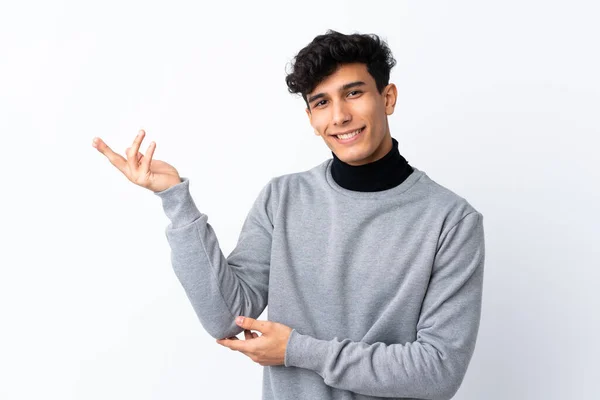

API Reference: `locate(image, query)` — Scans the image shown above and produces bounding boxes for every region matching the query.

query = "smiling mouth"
[334,126,365,140]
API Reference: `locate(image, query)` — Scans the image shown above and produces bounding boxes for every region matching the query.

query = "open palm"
[92,129,181,193]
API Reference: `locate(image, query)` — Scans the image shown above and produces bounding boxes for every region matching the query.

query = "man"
[92,30,485,400]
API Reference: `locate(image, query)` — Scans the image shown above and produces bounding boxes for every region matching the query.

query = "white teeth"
[337,128,362,140]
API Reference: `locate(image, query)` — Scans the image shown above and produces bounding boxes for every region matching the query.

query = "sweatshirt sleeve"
[154,176,275,340]
[284,212,485,400]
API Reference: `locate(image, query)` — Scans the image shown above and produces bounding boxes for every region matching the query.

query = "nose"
[332,101,351,126]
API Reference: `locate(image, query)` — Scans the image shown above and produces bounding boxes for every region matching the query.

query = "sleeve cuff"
[153,176,202,228]
[284,329,329,373]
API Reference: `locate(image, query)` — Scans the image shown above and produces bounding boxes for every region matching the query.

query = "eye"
[348,90,362,97]
[315,100,327,107]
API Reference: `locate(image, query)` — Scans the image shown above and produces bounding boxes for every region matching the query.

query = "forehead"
[309,63,374,94]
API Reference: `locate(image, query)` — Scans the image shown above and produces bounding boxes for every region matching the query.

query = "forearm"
[155,177,271,339]
[285,330,472,399]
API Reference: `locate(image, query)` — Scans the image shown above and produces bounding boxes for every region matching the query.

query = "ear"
[383,83,398,115]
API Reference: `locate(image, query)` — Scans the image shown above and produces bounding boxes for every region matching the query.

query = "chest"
[271,199,439,305]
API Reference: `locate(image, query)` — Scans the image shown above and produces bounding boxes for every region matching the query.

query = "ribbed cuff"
[153,176,202,228]
[284,329,329,373]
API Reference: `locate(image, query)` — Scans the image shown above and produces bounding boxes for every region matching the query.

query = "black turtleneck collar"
[331,137,414,192]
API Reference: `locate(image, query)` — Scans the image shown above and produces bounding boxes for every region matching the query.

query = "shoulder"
[253,160,329,215]
[267,159,329,193]
[413,168,484,232]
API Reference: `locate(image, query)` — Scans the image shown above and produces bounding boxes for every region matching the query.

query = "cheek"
[353,103,375,123]
[364,106,384,130]
[312,116,328,134]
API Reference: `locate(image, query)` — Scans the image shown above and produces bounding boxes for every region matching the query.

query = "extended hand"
[92,129,181,193]
[216,316,293,367]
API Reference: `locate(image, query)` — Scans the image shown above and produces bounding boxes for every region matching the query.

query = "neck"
[330,137,414,192]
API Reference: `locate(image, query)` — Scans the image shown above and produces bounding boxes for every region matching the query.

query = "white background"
[1,0,598,399]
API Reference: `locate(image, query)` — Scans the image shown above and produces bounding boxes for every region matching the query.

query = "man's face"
[305,62,397,166]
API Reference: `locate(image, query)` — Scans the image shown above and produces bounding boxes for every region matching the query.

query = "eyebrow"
[307,81,366,106]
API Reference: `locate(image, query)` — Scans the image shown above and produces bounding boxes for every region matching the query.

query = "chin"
[335,149,372,166]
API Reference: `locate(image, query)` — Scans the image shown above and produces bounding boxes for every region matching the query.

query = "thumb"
[236,316,265,332]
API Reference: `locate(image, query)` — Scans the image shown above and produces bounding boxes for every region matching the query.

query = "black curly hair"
[285,29,397,110]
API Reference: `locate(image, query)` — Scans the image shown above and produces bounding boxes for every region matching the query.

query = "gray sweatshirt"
[154,159,485,400]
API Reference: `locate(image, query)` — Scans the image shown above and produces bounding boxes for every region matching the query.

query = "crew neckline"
[324,159,425,200]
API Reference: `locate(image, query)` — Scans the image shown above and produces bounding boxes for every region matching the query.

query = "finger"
[236,316,267,333]
[140,140,156,175]
[92,137,127,173]
[125,148,144,163]
[216,335,239,341]
[244,329,252,340]
[252,332,259,338]
[217,338,244,351]
[127,130,146,172]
